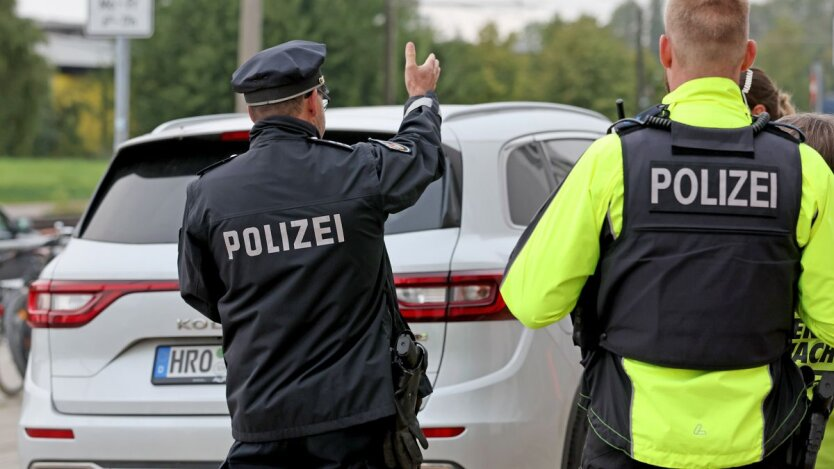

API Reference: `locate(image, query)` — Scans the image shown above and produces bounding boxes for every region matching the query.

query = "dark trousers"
[581,431,792,469]
[220,418,390,469]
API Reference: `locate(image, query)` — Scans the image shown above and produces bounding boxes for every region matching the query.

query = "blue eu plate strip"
[154,346,171,379]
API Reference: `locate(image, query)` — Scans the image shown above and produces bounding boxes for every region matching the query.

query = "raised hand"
[404,42,441,97]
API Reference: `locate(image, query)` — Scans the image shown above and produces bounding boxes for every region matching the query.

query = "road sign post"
[86,0,154,152]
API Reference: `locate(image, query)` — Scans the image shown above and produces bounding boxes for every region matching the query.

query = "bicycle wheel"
[0,294,23,396]
[5,291,30,377]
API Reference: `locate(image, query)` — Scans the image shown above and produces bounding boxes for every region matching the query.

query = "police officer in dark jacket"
[177,39,443,468]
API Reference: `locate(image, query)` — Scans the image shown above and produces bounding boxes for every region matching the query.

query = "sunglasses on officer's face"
[304,84,330,111]
[318,85,330,111]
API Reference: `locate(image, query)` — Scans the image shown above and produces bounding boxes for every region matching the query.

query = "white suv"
[19,102,609,469]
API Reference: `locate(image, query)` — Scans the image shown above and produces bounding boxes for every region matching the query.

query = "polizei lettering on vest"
[649,162,780,217]
[223,214,345,260]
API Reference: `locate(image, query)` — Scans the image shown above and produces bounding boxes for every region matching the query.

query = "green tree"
[131,0,239,135]
[262,0,431,106]
[754,16,816,111]
[607,1,667,111]
[750,0,834,112]
[0,0,49,155]
[130,0,430,134]
[533,16,634,119]
[648,0,664,57]
[433,23,529,104]
[608,1,642,48]
[262,0,388,106]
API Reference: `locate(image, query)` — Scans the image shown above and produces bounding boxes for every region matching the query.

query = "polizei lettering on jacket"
[649,162,780,217]
[222,214,345,260]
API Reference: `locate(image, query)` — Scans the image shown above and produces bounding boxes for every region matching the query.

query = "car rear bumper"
[20,329,580,469]
[19,374,232,468]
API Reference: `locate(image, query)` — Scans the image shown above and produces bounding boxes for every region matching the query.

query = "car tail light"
[220,130,250,141]
[422,427,465,438]
[394,272,512,322]
[28,280,179,328]
[25,428,75,439]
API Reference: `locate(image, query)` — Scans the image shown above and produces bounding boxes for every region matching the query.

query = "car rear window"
[79,131,460,244]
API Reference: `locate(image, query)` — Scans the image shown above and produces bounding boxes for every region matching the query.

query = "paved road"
[0,394,20,468]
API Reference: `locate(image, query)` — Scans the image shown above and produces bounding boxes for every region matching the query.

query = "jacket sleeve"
[500,135,621,329]
[177,181,223,323]
[796,144,834,346]
[365,92,445,214]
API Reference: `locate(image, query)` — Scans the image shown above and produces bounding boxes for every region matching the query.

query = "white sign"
[87,0,154,38]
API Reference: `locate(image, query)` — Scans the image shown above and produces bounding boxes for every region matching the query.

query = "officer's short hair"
[665,0,749,70]
[778,113,834,173]
[249,95,305,121]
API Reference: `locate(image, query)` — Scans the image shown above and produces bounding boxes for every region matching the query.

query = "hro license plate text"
[152,344,226,385]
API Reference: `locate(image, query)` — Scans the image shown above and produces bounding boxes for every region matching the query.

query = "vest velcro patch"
[649,161,779,217]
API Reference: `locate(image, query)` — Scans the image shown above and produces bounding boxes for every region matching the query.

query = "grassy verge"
[0,157,108,207]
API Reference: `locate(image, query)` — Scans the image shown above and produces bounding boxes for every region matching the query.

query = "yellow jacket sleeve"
[501,134,622,329]
[796,143,834,346]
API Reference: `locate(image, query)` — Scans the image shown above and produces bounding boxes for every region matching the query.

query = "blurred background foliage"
[2,0,834,159]
[0,0,49,156]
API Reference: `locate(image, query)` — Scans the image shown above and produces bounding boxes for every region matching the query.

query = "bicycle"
[0,229,68,396]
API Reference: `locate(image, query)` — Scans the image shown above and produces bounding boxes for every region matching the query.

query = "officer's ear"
[659,34,673,69]
[751,104,767,116]
[741,39,757,72]
[247,106,257,124]
[305,92,319,118]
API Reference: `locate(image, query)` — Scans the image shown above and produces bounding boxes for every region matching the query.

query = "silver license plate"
[152,344,226,384]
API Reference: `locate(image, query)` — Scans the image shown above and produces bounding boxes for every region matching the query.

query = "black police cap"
[231,40,326,106]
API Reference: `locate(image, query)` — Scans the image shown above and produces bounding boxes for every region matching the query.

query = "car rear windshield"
[79,131,460,244]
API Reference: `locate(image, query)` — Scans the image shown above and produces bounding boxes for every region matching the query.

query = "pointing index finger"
[405,42,416,67]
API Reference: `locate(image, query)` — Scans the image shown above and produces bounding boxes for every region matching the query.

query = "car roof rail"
[443,101,608,123]
[151,113,246,134]
[324,102,607,122]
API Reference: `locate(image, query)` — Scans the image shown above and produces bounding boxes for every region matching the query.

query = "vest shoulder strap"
[764,122,806,144]
[607,104,669,135]
[609,107,778,144]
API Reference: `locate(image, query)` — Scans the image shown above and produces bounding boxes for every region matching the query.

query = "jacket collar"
[662,77,752,129]
[249,115,319,145]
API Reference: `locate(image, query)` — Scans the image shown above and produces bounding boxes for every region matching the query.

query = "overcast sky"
[421,0,642,39]
[15,0,643,41]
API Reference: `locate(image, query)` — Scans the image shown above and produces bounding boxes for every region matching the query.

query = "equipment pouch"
[800,368,834,469]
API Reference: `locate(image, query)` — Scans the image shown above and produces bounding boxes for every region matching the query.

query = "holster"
[381,248,432,469]
[798,368,834,469]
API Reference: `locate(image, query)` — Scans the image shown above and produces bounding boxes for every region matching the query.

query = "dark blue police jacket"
[178,93,444,442]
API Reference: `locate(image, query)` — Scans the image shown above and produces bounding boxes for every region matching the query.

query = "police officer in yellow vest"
[501,0,834,467]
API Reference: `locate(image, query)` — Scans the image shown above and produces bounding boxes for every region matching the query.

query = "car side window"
[543,139,593,190]
[506,138,594,226]
[506,142,552,226]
